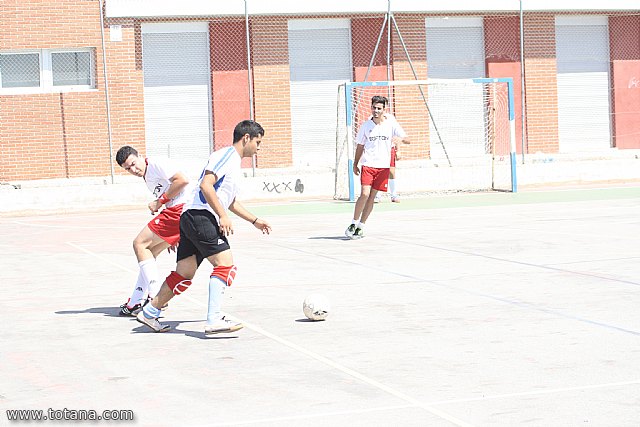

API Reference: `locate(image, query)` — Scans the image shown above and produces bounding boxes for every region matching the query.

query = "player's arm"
[353,144,365,176]
[148,172,189,213]
[200,171,234,236]
[229,199,272,235]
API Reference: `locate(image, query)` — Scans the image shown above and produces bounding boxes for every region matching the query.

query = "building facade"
[1,0,639,182]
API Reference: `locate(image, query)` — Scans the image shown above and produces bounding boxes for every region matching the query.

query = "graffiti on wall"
[262,179,304,194]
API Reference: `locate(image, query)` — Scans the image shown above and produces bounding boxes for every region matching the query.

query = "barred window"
[0,48,95,93]
[0,53,40,88]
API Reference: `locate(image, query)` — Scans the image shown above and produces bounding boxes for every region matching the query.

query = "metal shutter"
[555,16,611,153]
[288,19,352,168]
[425,17,486,163]
[142,22,212,167]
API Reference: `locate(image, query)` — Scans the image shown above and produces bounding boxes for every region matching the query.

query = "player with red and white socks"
[115,146,194,316]
[136,120,272,335]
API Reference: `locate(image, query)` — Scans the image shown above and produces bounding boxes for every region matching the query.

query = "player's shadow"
[295,318,325,323]
[308,236,351,241]
[131,320,213,338]
[56,307,124,318]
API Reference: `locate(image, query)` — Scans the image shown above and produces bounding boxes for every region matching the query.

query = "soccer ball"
[303,294,330,321]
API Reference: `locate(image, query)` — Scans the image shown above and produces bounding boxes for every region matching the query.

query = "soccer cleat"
[204,317,243,335]
[351,227,364,239]
[136,311,170,333]
[391,196,400,203]
[119,301,142,317]
[345,224,356,238]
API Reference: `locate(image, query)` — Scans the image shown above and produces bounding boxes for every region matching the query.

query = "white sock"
[357,222,365,230]
[351,219,358,225]
[128,272,147,308]
[207,277,226,325]
[389,179,396,197]
[139,258,160,298]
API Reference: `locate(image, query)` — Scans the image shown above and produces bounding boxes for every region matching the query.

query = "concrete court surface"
[1,186,639,426]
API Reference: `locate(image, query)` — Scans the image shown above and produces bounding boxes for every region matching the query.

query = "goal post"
[335,78,517,201]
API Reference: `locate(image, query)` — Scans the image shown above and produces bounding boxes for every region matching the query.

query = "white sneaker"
[205,316,243,335]
[345,223,356,238]
[136,311,170,333]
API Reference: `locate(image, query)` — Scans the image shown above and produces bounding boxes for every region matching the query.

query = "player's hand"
[148,199,161,214]
[167,244,178,254]
[218,215,234,236]
[253,218,272,235]
[353,164,360,176]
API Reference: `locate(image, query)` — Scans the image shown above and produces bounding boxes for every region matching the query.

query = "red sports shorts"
[390,146,397,167]
[147,203,183,246]
[360,166,390,192]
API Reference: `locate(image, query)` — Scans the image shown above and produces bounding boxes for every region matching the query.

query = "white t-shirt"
[144,157,192,208]
[183,147,241,219]
[355,116,406,168]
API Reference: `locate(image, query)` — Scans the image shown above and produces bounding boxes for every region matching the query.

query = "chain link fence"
[1,2,639,182]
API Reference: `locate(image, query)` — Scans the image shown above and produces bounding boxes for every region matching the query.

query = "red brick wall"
[102,20,146,168]
[0,0,111,181]
[609,15,640,149]
[485,15,524,155]
[392,15,429,160]
[522,14,560,153]
[210,20,252,167]
[249,17,292,168]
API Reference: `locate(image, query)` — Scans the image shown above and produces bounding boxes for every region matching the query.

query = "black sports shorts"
[177,209,231,266]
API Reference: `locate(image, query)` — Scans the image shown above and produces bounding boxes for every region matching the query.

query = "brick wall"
[522,14,560,153]
[250,17,292,168]
[0,0,112,181]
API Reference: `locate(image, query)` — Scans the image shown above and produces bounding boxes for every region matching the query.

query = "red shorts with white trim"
[360,166,390,192]
[147,203,183,246]
[390,146,397,167]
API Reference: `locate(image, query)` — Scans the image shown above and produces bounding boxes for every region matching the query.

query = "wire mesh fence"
[1,2,639,182]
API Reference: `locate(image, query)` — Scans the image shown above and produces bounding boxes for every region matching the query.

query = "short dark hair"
[116,146,138,166]
[233,120,265,143]
[371,95,388,108]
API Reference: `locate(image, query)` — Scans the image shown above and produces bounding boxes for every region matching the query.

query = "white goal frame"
[336,78,518,201]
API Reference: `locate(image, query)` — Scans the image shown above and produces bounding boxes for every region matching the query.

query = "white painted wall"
[106,0,640,18]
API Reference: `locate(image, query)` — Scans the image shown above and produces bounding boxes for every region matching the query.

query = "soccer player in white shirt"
[345,96,410,239]
[136,120,271,335]
[116,146,193,315]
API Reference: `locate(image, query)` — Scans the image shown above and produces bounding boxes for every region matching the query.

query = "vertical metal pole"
[386,0,392,103]
[98,0,115,184]
[245,0,257,176]
[519,0,526,163]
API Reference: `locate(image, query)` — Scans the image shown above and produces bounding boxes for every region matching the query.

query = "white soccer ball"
[303,294,330,321]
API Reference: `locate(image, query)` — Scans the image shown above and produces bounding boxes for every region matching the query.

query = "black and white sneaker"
[119,302,142,317]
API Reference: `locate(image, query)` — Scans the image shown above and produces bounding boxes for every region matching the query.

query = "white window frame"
[0,48,96,95]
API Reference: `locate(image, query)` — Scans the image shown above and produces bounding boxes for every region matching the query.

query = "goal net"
[335,79,517,201]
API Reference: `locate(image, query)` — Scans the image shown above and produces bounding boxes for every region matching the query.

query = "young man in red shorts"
[115,146,193,315]
[345,96,410,239]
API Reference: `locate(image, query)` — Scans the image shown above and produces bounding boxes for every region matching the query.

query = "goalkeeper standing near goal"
[345,95,410,239]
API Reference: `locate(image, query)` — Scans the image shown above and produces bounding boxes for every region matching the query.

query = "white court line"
[179,294,473,427]
[65,241,473,427]
[66,242,137,274]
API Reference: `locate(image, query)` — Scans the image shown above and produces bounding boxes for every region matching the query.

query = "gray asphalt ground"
[1,186,639,426]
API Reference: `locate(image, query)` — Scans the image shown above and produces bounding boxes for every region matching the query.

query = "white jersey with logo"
[355,116,406,168]
[183,147,241,219]
[144,157,192,208]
